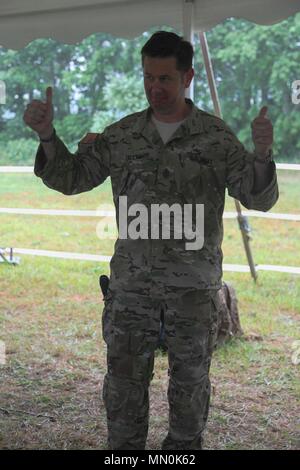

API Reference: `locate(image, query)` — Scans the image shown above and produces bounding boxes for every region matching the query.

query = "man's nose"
[151,86,163,93]
[149,83,164,93]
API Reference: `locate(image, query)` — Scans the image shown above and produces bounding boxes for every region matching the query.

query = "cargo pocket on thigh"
[129,330,148,355]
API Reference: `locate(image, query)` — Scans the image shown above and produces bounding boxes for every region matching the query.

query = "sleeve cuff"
[34,142,54,178]
[250,161,279,211]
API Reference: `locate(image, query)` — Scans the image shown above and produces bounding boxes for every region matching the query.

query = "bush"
[0,138,39,165]
[55,114,93,145]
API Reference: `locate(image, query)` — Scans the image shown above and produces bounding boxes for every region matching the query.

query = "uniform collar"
[131,98,205,145]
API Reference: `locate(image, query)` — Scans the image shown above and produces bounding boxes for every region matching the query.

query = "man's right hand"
[23,86,54,140]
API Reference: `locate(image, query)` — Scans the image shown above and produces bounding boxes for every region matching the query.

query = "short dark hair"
[141,31,194,72]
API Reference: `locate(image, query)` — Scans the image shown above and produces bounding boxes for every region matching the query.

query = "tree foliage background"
[0,14,299,164]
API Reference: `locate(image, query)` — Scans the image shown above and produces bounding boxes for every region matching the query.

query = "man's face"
[143,56,193,115]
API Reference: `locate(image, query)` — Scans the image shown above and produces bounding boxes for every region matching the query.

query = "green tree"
[0,17,299,164]
[200,14,300,160]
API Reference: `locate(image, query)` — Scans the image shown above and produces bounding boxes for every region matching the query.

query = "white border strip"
[1,207,299,221]
[1,248,299,274]
[223,264,300,274]
[0,166,34,173]
[224,211,300,221]
[1,163,300,173]
[276,163,300,171]
[11,248,111,262]
[0,208,115,217]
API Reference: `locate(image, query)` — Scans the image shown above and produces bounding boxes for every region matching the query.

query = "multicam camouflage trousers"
[101,286,219,450]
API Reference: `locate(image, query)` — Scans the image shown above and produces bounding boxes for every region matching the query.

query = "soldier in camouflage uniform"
[24,31,279,450]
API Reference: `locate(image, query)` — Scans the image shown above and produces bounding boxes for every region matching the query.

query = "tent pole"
[182,0,194,100]
[198,31,258,282]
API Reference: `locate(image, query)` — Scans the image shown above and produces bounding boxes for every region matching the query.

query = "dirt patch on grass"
[0,363,107,450]
[0,333,299,450]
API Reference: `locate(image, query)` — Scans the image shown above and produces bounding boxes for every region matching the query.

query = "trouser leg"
[161,289,219,450]
[102,289,158,450]
[103,368,153,450]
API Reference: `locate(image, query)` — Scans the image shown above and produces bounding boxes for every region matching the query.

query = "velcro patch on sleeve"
[79,133,100,144]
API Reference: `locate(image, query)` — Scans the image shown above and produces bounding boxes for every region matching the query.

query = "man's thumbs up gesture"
[251,106,273,159]
[23,86,54,140]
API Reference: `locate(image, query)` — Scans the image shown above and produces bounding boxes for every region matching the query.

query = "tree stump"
[215,281,244,347]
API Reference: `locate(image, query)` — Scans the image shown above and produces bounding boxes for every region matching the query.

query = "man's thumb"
[46,86,53,107]
[259,106,268,118]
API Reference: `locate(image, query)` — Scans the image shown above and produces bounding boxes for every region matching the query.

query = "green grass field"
[0,170,299,449]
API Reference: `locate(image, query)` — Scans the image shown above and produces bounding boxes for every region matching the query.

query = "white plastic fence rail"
[1,247,299,275]
[1,163,299,274]
[0,207,299,220]
[1,163,300,173]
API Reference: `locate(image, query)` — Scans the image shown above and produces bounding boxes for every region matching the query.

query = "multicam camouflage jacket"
[34,98,279,291]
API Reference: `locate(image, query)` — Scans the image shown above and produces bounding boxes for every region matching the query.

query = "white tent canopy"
[0,0,299,49]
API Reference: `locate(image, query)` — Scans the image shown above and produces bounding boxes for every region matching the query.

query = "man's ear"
[184,68,195,88]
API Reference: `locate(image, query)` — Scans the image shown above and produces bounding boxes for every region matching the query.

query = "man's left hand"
[251,106,273,157]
